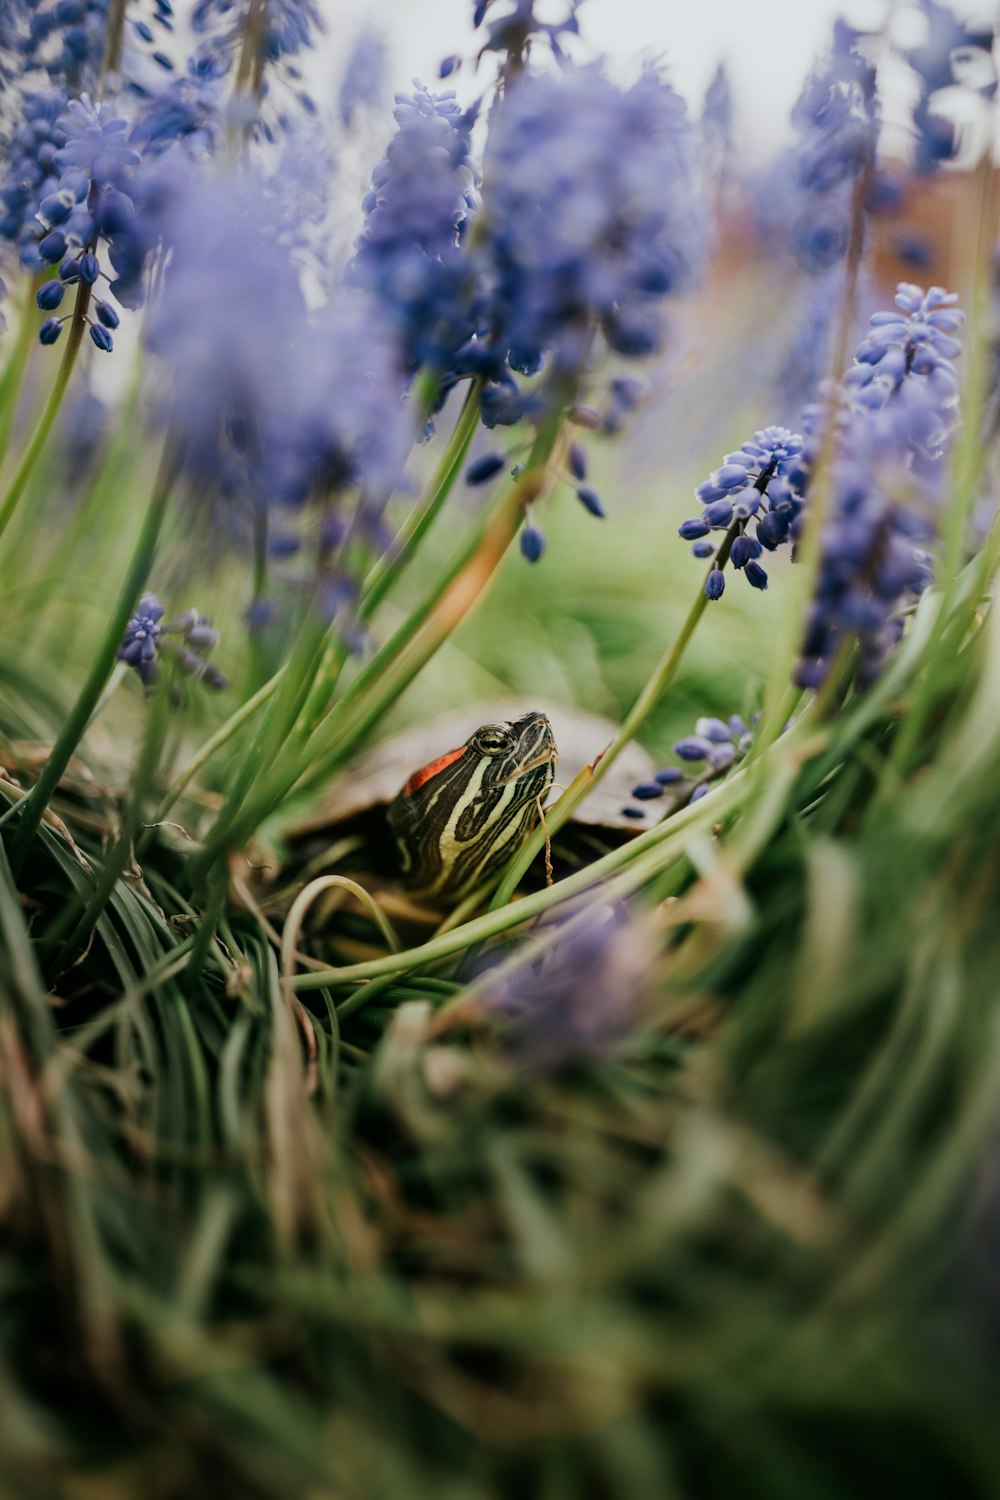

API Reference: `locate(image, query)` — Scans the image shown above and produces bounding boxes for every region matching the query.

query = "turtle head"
[387,712,557,899]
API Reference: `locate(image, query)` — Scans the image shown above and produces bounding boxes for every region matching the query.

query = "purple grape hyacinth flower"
[144,165,409,631]
[475,64,706,427]
[350,82,479,381]
[621,715,756,820]
[119,593,226,692]
[478,902,654,1072]
[795,281,963,689]
[679,426,806,596]
[338,27,386,126]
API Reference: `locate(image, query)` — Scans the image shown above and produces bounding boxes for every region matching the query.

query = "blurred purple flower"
[472,64,706,438]
[338,27,386,126]
[754,21,878,277]
[796,281,963,689]
[473,0,582,70]
[478,902,654,1071]
[145,166,409,625]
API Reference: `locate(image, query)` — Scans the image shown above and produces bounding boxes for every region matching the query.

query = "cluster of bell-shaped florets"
[679,427,806,598]
[349,83,480,385]
[24,96,156,350]
[0,90,66,266]
[119,593,226,692]
[1,0,111,97]
[623,714,757,820]
[795,282,963,689]
[474,65,705,424]
[847,282,963,410]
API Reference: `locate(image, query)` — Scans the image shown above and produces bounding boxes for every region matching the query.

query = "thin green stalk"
[190,609,329,882]
[32,350,145,603]
[489,520,742,910]
[0,280,92,547]
[7,450,170,874]
[887,170,1000,773]
[185,863,230,981]
[360,379,483,617]
[151,667,286,827]
[0,275,40,468]
[938,156,995,589]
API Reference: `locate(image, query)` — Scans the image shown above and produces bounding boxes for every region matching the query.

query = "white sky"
[333,0,892,148]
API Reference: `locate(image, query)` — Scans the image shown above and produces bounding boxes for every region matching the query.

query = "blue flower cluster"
[2,0,110,95]
[756,21,878,276]
[145,165,408,629]
[130,54,229,157]
[0,91,66,266]
[623,715,756,819]
[848,281,963,413]
[679,427,805,598]
[119,592,226,692]
[796,282,963,689]
[21,96,152,349]
[476,65,705,428]
[350,83,479,381]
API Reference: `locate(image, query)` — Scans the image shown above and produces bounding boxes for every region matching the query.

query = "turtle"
[278,700,659,922]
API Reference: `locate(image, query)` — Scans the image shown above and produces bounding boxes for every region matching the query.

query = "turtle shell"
[293,700,659,839]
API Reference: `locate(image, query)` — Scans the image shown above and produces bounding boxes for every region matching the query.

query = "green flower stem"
[223,411,568,850]
[235,0,269,99]
[360,380,483,618]
[0,279,92,548]
[0,276,40,468]
[489,519,742,910]
[185,863,230,981]
[151,668,286,827]
[190,610,328,883]
[7,449,170,876]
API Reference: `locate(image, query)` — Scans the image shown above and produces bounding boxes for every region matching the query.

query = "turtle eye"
[474,724,515,757]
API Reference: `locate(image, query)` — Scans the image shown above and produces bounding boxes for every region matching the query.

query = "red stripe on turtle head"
[402,745,467,798]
